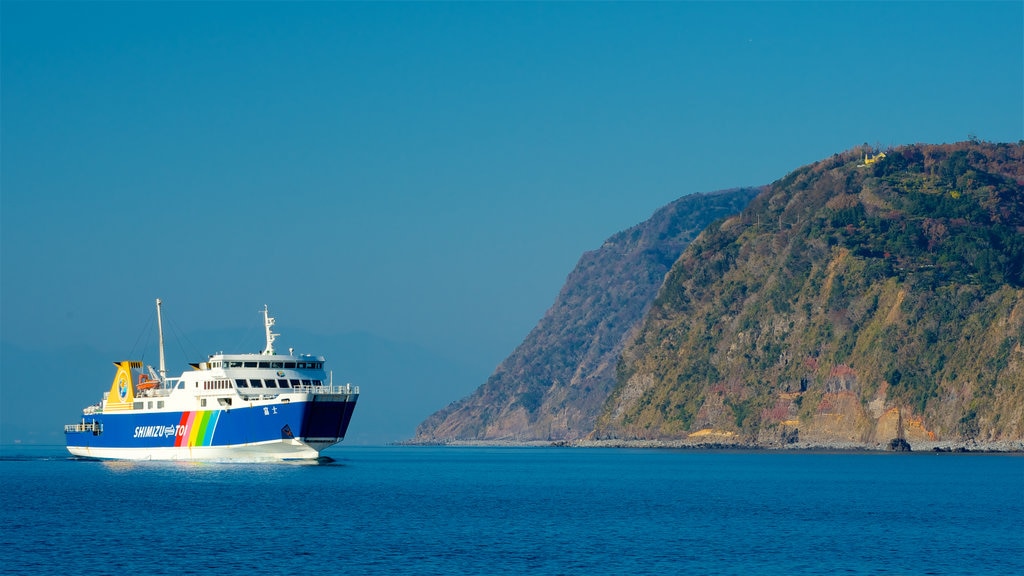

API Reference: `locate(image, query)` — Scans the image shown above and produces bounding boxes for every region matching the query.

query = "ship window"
[201,399,207,407]
[229,361,242,368]
[302,379,312,386]
[284,362,296,369]
[264,379,278,388]
[250,379,264,388]
[258,362,270,368]
[134,402,143,410]
[290,379,300,387]
[235,379,248,388]
[177,382,185,389]
[158,401,165,409]
[278,379,289,388]
[297,362,306,369]
[271,362,283,368]
[313,380,323,386]
[244,362,257,368]
[148,401,153,409]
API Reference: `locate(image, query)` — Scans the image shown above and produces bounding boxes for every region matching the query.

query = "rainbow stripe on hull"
[176,410,220,448]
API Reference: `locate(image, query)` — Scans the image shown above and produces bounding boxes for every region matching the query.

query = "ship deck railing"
[64,421,102,434]
[292,383,359,395]
[239,383,359,402]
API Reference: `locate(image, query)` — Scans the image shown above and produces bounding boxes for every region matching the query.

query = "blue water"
[1,446,1021,575]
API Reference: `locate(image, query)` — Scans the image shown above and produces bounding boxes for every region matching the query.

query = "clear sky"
[2,1,1022,444]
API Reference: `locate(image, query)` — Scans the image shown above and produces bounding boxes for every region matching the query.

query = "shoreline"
[400,438,1024,453]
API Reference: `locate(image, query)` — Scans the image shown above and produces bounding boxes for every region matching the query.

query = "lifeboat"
[137,374,158,390]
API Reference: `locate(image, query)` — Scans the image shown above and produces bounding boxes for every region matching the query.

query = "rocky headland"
[413,142,1024,450]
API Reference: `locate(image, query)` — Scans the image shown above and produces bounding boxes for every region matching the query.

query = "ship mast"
[262,305,279,355]
[156,298,167,380]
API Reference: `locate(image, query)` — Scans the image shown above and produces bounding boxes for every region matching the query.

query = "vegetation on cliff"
[415,188,761,442]
[596,142,1024,445]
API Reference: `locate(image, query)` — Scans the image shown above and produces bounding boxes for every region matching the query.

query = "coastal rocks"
[888,438,912,451]
[780,427,800,445]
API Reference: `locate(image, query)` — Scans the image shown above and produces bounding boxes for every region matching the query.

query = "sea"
[1,445,1021,575]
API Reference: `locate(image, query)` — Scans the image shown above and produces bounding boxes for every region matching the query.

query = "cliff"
[414,187,761,442]
[597,142,1024,447]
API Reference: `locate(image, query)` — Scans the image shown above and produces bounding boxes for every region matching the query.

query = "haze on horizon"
[2,1,1021,445]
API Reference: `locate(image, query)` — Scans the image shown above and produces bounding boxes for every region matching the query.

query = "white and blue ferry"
[65,300,359,461]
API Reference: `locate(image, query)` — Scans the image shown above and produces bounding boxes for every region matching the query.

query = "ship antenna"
[262,305,279,355]
[156,298,167,380]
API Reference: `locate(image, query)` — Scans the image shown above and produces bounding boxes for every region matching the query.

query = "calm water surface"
[1,445,1021,575]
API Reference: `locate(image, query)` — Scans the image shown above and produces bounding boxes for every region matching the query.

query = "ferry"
[65,300,359,461]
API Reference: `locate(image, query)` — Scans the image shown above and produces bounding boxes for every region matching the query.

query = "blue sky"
[2,1,1022,444]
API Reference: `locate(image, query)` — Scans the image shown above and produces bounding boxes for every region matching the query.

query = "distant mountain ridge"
[415,188,761,442]
[415,141,1024,448]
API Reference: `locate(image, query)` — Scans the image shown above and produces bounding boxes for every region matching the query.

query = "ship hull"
[66,440,323,461]
[65,398,357,462]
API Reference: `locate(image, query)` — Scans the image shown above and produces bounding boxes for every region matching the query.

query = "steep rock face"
[415,188,761,442]
[597,142,1024,445]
